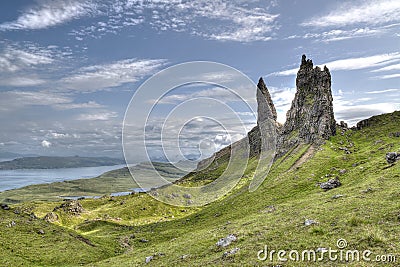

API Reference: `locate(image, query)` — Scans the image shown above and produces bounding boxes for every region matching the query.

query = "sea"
[0,164,126,192]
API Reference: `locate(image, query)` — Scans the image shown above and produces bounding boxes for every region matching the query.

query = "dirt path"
[289,145,316,171]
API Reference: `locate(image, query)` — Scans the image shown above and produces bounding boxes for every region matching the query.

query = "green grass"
[0,111,399,266]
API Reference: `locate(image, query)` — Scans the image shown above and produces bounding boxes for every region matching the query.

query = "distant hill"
[0,156,125,170]
[0,161,188,203]
[0,152,38,161]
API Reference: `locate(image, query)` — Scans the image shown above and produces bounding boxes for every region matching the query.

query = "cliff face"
[276,55,336,157]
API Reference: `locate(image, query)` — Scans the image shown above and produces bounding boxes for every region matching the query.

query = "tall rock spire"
[277,54,336,157]
[257,77,277,122]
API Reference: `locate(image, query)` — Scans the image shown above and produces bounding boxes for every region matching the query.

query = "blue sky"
[0,0,399,161]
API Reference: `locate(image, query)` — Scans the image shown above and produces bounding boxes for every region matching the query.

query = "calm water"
[0,165,126,192]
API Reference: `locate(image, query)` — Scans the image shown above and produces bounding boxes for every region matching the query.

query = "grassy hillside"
[0,162,187,204]
[0,111,399,266]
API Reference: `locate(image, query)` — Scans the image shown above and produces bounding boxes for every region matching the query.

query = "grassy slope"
[0,162,187,203]
[1,111,399,266]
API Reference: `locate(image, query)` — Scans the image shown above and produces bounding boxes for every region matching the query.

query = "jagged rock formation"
[196,54,336,170]
[196,77,279,170]
[276,55,336,157]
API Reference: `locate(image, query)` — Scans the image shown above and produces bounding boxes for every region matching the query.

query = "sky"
[0,0,399,162]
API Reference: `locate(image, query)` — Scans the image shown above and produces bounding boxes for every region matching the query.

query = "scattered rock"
[180,254,189,259]
[332,194,344,199]
[261,205,276,213]
[320,177,341,190]
[304,219,317,226]
[53,200,84,215]
[183,193,192,199]
[222,247,240,258]
[339,169,347,175]
[362,187,374,193]
[1,203,10,210]
[316,247,328,253]
[44,212,59,223]
[145,256,153,263]
[216,234,237,247]
[37,229,45,235]
[7,221,16,228]
[140,238,149,243]
[386,152,400,164]
[390,132,400,138]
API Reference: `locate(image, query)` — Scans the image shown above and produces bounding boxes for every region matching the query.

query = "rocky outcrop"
[196,55,336,170]
[277,55,336,157]
[53,200,84,215]
[196,78,279,170]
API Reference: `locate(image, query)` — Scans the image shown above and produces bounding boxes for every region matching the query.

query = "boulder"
[386,152,400,164]
[216,234,237,247]
[320,177,341,190]
[1,203,10,210]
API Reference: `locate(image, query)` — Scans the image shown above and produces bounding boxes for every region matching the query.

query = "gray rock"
[44,212,59,223]
[277,55,336,157]
[216,234,237,247]
[386,152,400,164]
[183,193,191,199]
[53,200,84,215]
[332,194,344,199]
[304,219,317,226]
[37,229,45,235]
[320,177,341,190]
[222,247,240,258]
[140,238,149,243]
[7,221,16,228]
[1,204,10,210]
[145,256,153,263]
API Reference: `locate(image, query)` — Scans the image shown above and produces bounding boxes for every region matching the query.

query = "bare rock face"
[277,55,336,157]
[257,78,277,122]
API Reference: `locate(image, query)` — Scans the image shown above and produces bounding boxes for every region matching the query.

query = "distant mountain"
[0,152,38,161]
[0,156,125,170]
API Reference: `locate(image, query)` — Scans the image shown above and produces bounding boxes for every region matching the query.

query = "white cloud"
[302,0,400,28]
[366,88,400,94]
[41,140,52,148]
[61,58,166,91]
[374,73,400,79]
[371,63,400,72]
[0,45,54,72]
[0,0,97,31]
[69,0,279,43]
[77,112,118,121]
[0,91,105,112]
[270,52,400,76]
[54,101,104,110]
[288,27,388,42]
[0,77,46,87]
[334,95,399,126]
